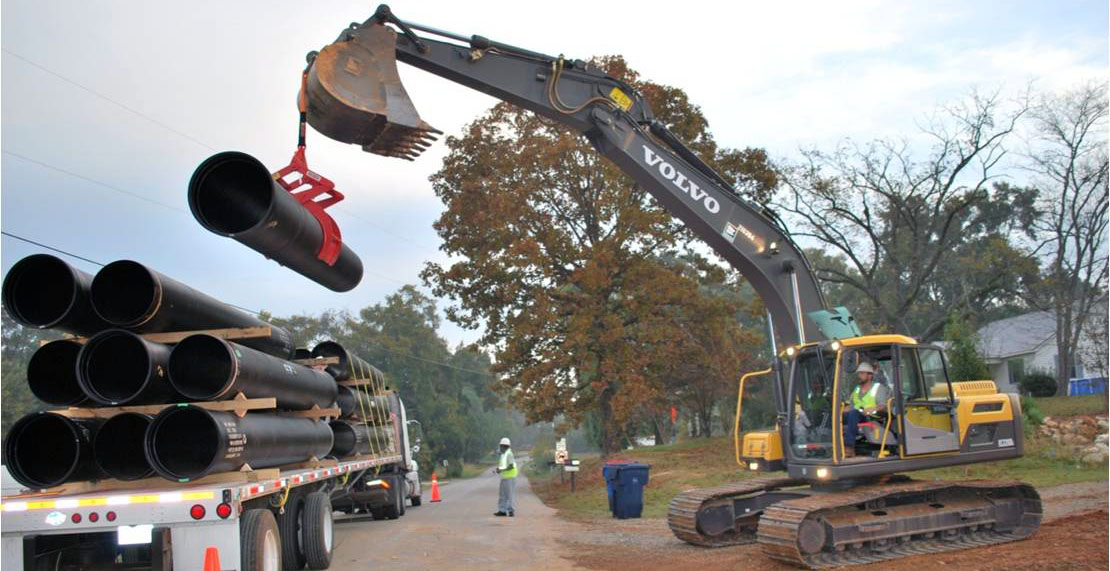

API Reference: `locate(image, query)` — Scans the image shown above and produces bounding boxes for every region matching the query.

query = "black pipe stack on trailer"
[312,340,398,460]
[0,254,352,489]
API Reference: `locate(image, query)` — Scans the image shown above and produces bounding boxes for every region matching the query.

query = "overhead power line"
[1,48,217,152]
[3,150,188,214]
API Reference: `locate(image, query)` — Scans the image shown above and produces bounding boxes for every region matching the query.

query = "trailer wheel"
[278,491,307,570]
[302,492,334,570]
[241,508,282,571]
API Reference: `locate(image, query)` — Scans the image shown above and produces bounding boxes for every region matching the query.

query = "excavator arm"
[304,5,850,348]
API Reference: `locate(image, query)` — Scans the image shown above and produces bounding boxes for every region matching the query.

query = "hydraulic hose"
[3,413,105,489]
[145,406,333,481]
[2,254,111,335]
[168,334,338,410]
[89,260,295,359]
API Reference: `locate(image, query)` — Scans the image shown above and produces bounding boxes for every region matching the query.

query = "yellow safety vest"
[499,449,518,479]
[851,382,880,410]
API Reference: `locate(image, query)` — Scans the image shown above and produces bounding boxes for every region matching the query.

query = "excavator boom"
[303,4,841,350]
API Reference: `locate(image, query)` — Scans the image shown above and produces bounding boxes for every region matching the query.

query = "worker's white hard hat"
[499,437,511,446]
[856,362,875,375]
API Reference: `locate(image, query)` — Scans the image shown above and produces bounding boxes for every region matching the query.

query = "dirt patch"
[558,482,1109,570]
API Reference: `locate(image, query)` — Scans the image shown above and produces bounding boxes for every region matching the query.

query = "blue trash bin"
[613,463,650,519]
[602,461,630,515]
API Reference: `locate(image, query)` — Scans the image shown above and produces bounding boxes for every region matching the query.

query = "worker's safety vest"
[499,449,518,479]
[851,382,880,410]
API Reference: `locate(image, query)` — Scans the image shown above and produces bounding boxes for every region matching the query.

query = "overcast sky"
[1,0,1106,349]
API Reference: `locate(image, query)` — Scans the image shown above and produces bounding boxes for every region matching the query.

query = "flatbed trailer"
[1,453,404,570]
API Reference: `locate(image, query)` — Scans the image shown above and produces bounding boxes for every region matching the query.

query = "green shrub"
[1020,371,1057,397]
[1021,396,1044,435]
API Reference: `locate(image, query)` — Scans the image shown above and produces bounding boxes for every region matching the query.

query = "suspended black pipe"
[89,260,295,359]
[188,151,364,292]
[336,385,391,421]
[294,347,313,360]
[2,254,111,335]
[145,406,333,481]
[168,334,338,410]
[311,340,384,382]
[27,339,88,406]
[3,413,105,489]
[77,329,178,406]
[94,413,154,481]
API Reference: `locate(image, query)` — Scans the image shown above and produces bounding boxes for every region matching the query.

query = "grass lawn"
[1033,394,1108,418]
[531,424,1108,520]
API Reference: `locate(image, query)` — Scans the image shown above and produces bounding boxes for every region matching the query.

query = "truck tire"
[397,476,406,517]
[241,509,282,571]
[278,491,306,570]
[302,492,334,570]
[380,475,402,519]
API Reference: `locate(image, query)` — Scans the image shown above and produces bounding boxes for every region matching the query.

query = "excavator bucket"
[303,23,441,160]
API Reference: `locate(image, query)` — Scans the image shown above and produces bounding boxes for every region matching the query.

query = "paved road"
[330,470,580,570]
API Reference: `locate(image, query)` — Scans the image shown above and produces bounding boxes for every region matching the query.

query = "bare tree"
[775,90,1034,340]
[1024,82,1109,394]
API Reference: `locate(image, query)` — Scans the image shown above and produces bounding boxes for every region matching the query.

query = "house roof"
[976,310,1056,360]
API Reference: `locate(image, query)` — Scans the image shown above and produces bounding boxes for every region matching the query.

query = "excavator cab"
[738,334,1023,481]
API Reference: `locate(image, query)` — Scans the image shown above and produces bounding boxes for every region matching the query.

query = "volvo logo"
[642,146,721,214]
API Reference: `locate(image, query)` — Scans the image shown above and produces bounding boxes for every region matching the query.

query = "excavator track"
[757,479,1041,568]
[667,477,805,546]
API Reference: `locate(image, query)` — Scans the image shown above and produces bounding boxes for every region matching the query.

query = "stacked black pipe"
[311,340,399,459]
[1,254,341,488]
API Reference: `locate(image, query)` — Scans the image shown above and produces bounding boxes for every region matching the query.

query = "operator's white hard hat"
[856,362,875,375]
[499,437,511,446]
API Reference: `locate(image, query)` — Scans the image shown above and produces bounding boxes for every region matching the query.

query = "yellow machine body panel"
[740,431,784,471]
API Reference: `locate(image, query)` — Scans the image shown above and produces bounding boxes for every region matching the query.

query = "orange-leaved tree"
[421,56,776,454]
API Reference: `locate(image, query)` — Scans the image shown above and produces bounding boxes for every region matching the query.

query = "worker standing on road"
[494,437,517,517]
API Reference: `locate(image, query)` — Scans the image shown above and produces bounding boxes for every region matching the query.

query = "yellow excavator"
[298,6,1041,567]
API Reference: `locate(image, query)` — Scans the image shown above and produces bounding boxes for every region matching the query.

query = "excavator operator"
[841,362,890,457]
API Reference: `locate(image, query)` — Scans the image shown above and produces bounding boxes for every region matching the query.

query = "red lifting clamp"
[272,148,344,266]
[271,64,345,266]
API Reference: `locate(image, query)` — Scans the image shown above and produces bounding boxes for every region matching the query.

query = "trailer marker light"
[216,503,232,519]
[71,513,82,524]
[89,512,100,522]
[190,505,206,520]
[107,511,117,522]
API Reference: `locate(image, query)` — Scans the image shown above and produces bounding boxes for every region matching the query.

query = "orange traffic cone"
[203,547,221,571]
[430,473,442,502]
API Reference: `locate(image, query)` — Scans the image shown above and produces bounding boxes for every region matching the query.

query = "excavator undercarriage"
[667,476,1041,568]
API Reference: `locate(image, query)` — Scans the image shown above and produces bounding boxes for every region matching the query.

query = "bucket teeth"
[304,22,440,160]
